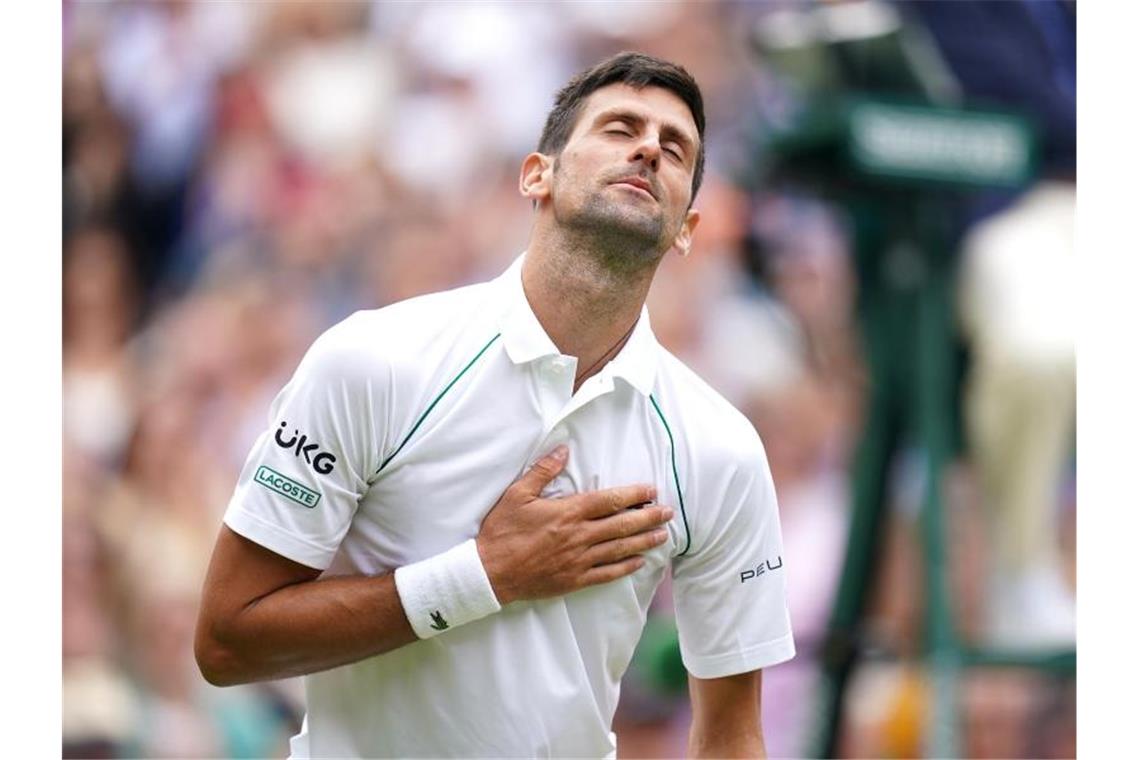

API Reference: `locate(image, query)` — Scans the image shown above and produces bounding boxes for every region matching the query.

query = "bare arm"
[687,670,766,758]
[194,526,416,686]
[195,447,673,686]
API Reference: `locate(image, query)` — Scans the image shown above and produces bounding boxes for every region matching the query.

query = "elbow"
[195,637,239,687]
[194,622,251,687]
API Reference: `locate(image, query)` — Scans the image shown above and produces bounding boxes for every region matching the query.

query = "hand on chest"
[366,377,680,565]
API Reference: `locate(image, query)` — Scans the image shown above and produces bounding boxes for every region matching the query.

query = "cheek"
[563,143,618,179]
[550,166,576,202]
[667,177,694,217]
[553,151,580,184]
[553,156,597,201]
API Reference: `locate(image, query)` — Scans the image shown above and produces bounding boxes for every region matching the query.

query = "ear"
[519,152,553,204]
[672,207,701,258]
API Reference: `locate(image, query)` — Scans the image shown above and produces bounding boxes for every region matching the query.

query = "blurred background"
[61,1,1075,757]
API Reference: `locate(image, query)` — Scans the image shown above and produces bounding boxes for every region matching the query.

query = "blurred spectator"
[63,227,140,468]
[958,180,1076,650]
[63,451,136,758]
[903,0,1077,649]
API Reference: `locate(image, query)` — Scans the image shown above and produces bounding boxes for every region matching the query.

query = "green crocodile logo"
[429,610,449,631]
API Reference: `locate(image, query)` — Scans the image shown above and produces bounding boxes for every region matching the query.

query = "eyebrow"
[592,107,697,158]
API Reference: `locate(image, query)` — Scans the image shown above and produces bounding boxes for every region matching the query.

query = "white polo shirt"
[223,254,795,758]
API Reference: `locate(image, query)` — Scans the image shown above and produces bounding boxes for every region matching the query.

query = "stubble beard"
[551,163,674,277]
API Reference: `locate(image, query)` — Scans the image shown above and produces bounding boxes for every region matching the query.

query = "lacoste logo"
[739,556,783,584]
[429,610,449,631]
[254,466,321,508]
[275,422,337,474]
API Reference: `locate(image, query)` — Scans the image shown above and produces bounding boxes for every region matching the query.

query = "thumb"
[514,445,569,498]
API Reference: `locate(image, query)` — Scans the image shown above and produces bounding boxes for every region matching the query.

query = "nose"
[631,135,661,172]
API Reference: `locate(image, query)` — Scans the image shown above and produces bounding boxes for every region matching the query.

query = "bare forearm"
[687,670,767,758]
[687,727,765,759]
[197,572,417,686]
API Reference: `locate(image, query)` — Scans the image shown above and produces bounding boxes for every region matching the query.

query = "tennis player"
[195,52,794,758]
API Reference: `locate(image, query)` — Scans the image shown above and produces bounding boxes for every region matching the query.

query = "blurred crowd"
[62,1,1074,758]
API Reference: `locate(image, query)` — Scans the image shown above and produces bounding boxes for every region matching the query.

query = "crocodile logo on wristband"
[429,610,450,631]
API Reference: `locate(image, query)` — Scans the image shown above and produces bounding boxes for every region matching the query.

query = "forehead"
[571,83,699,145]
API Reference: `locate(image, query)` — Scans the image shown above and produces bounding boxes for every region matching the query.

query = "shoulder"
[652,348,768,475]
[298,280,499,384]
[652,350,779,561]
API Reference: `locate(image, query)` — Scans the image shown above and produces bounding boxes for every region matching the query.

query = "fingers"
[583,527,669,567]
[511,445,569,499]
[578,556,647,588]
[584,503,673,545]
[575,484,658,519]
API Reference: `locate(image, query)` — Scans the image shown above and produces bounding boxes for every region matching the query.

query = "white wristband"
[394,539,502,640]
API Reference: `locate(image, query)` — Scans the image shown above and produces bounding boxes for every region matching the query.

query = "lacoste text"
[255,466,321,508]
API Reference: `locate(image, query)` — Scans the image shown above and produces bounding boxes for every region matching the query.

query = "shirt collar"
[496,252,659,397]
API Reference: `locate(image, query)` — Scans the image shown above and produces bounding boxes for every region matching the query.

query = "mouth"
[610,177,657,200]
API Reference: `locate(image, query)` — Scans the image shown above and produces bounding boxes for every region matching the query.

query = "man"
[195,52,795,758]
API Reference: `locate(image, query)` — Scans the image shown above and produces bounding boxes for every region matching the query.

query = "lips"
[611,176,657,199]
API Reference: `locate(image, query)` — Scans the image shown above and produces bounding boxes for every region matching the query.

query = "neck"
[521,224,661,389]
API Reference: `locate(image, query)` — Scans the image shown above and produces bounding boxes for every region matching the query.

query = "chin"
[582,200,665,242]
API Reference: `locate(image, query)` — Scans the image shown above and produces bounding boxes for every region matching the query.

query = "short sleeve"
[671,443,795,679]
[223,317,386,569]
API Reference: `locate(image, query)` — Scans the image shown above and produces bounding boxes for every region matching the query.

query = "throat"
[572,318,638,392]
[521,252,649,389]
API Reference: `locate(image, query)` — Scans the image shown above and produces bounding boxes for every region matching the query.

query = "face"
[522,83,701,260]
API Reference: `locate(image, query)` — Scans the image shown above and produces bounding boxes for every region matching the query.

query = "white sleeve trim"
[224,508,336,570]
[681,631,796,679]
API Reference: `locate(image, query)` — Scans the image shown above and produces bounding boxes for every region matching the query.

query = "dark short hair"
[537,51,706,203]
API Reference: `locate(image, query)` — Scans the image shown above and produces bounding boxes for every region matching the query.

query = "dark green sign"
[847,100,1035,187]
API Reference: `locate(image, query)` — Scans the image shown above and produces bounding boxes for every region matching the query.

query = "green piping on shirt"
[649,393,691,556]
[375,333,502,475]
